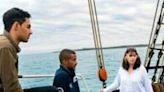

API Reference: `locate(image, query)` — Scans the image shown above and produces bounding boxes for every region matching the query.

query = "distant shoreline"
[75,44,161,51]
[53,43,162,53]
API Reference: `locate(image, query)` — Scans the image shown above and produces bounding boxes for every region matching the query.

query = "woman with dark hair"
[101,48,153,92]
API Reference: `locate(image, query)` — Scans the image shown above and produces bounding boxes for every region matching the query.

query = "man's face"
[67,54,77,70]
[17,18,32,42]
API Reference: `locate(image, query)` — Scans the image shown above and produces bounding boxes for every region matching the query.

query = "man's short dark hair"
[3,7,31,32]
[59,49,76,64]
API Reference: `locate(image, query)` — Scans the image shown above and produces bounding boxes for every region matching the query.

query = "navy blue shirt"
[53,65,80,92]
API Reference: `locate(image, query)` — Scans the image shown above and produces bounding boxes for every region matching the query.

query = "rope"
[158,40,164,83]
[144,0,160,67]
[144,0,164,73]
[159,53,164,83]
[88,0,107,88]
[88,0,100,67]
[152,40,164,82]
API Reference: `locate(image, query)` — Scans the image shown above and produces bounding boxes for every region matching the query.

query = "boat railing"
[18,73,90,92]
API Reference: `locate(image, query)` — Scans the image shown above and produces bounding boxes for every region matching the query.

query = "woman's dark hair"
[3,7,31,32]
[122,48,141,70]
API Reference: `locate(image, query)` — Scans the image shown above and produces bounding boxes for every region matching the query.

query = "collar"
[60,65,75,77]
[3,31,21,52]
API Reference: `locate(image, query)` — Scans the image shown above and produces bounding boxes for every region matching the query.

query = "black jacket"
[53,65,80,92]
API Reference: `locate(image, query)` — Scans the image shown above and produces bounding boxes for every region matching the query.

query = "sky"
[0,0,163,54]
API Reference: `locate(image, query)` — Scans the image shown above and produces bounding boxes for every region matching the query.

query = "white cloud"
[0,0,163,54]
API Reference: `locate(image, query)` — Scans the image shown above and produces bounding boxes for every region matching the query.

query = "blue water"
[19,47,154,92]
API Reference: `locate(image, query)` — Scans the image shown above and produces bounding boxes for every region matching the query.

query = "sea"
[18,47,158,92]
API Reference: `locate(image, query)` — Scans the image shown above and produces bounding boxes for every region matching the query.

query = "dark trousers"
[24,86,59,92]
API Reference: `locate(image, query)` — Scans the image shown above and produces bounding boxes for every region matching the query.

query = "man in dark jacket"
[53,49,80,92]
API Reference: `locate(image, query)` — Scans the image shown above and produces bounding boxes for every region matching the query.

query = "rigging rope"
[152,40,164,82]
[144,0,160,67]
[144,0,164,83]
[158,40,164,83]
[144,0,164,71]
[88,0,107,88]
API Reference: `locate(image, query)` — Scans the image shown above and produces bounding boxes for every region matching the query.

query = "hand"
[100,89,104,92]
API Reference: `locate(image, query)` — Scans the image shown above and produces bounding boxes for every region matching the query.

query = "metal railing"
[19,73,90,92]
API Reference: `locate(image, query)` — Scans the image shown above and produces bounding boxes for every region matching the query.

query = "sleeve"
[142,66,153,92]
[103,68,121,92]
[53,73,70,92]
[0,48,23,92]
